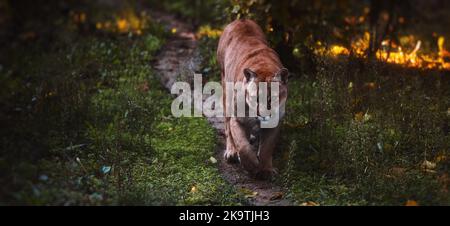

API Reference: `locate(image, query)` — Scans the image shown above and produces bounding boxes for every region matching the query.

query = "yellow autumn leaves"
[96,11,148,35]
[71,9,150,35]
[354,111,371,123]
[196,25,222,39]
[326,32,450,70]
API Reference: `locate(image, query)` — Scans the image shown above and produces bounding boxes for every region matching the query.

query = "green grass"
[0,2,243,205]
[277,60,449,206]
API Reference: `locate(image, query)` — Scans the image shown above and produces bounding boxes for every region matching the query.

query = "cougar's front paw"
[238,146,259,174]
[224,149,239,164]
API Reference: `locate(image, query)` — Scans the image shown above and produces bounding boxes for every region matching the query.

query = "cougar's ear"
[243,68,257,82]
[276,68,289,83]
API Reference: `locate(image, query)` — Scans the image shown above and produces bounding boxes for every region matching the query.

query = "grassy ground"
[278,61,449,205]
[0,2,243,205]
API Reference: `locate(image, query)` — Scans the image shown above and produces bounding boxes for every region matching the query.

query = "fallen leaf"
[101,166,111,174]
[377,142,383,152]
[39,174,49,182]
[423,169,437,174]
[363,112,372,122]
[348,82,353,90]
[354,112,364,122]
[89,192,103,202]
[354,111,371,122]
[364,82,376,90]
[269,192,283,200]
[421,160,436,170]
[239,188,258,198]
[436,154,447,163]
[405,200,419,206]
[209,156,217,164]
[245,191,258,199]
[65,144,86,151]
[300,201,319,206]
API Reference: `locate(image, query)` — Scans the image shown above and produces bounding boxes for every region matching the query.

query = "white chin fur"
[257,116,271,122]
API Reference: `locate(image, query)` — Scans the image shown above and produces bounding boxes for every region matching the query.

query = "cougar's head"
[243,67,289,128]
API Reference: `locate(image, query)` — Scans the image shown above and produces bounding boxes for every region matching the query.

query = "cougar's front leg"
[222,78,239,163]
[256,127,280,179]
[230,118,259,174]
[224,117,239,163]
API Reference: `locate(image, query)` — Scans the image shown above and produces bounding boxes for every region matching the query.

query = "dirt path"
[152,11,291,206]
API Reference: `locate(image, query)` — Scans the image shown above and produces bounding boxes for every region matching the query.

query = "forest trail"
[152,11,292,206]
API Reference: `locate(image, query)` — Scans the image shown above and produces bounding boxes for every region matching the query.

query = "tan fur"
[217,19,288,178]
